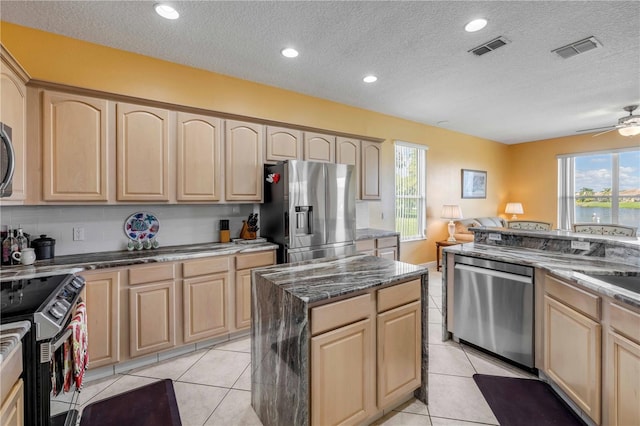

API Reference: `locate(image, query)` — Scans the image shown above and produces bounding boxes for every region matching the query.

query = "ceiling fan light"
[618,126,640,136]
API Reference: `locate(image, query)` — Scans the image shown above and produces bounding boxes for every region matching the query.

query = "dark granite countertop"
[0,241,278,280]
[444,242,640,308]
[356,228,400,240]
[0,321,30,363]
[253,253,428,305]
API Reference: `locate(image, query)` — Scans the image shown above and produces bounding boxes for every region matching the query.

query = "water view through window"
[574,150,640,227]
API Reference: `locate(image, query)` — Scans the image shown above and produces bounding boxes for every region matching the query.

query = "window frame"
[394,141,428,242]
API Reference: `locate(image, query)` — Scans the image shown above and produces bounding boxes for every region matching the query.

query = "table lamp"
[441,205,463,242]
[505,202,524,220]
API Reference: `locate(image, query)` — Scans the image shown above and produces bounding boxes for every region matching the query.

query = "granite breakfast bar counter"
[251,254,429,426]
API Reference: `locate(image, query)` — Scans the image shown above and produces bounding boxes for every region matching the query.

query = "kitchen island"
[251,254,429,426]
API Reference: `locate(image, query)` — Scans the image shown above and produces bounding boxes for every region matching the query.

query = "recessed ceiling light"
[363,75,378,83]
[281,48,299,58]
[155,4,179,20]
[465,18,487,32]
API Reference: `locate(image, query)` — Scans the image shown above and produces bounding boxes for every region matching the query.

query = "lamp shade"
[618,126,640,137]
[441,205,463,220]
[505,202,524,215]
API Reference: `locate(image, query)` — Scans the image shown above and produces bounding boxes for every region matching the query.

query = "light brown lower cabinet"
[355,236,399,260]
[129,281,176,357]
[310,279,421,426]
[234,251,276,330]
[82,269,121,368]
[183,273,228,342]
[0,379,23,426]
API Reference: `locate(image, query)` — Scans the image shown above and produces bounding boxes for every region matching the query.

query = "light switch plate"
[488,233,502,241]
[571,240,590,250]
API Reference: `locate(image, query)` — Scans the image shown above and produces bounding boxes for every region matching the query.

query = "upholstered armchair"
[507,220,553,231]
[572,223,637,237]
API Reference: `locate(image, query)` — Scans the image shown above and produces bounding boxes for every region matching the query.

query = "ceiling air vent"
[552,36,601,59]
[469,36,510,56]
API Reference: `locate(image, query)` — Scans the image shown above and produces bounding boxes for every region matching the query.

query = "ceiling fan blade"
[576,125,617,133]
[591,128,618,137]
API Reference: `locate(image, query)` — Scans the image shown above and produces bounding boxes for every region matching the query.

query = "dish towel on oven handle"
[63,301,88,392]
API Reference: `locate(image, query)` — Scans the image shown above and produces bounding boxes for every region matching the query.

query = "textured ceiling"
[2,1,639,144]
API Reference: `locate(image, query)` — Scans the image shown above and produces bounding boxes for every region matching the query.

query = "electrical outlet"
[571,240,590,250]
[232,206,240,214]
[73,227,85,241]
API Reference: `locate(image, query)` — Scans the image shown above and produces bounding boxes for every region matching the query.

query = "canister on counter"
[220,220,230,243]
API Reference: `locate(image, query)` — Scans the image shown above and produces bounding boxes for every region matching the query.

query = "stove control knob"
[70,276,85,289]
[49,306,64,319]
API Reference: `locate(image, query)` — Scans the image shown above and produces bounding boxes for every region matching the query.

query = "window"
[395,141,428,241]
[558,148,640,229]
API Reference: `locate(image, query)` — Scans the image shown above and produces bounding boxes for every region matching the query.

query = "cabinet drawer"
[545,275,600,320]
[377,279,421,313]
[609,303,640,343]
[376,236,398,249]
[311,293,372,336]
[235,251,275,270]
[129,263,175,285]
[183,256,229,278]
[356,239,376,252]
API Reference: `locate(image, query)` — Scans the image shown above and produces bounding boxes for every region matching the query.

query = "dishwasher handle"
[454,263,533,284]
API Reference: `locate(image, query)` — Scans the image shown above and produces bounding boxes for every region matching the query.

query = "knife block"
[239,221,256,240]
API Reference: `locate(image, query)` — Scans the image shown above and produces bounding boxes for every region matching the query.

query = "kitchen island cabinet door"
[361,141,381,200]
[311,318,375,426]
[117,102,171,201]
[82,269,121,368]
[176,112,222,201]
[129,281,175,357]
[183,273,228,343]
[0,48,27,204]
[265,126,302,162]
[544,295,601,424]
[304,132,335,163]
[0,379,23,426]
[42,91,109,201]
[225,120,263,201]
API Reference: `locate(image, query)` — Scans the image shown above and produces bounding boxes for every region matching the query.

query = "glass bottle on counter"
[2,226,19,265]
[16,226,28,252]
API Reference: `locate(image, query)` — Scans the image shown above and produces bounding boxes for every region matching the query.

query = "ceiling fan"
[576,105,640,137]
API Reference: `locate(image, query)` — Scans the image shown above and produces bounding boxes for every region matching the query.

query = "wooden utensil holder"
[239,221,256,240]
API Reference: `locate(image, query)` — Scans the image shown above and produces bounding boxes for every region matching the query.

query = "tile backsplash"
[2,202,374,256]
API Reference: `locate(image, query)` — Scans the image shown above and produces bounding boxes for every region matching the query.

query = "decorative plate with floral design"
[124,211,160,241]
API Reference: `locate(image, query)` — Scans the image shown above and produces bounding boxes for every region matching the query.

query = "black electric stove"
[1,273,85,426]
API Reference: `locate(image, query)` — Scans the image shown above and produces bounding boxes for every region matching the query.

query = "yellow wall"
[7,22,635,266]
[507,133,639,228]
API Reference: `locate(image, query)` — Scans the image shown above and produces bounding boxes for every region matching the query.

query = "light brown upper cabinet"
[304,132,335,163]
[225,120,264,201]
[176,112,222,201]
[42,91,109,201]
[116,102,171,201]
[265,126,302,162]
[0,47,28,204]
[361,141,381,200]
[336,137,361,198]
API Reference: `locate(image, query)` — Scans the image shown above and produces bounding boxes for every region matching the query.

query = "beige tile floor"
[53,268,536,425]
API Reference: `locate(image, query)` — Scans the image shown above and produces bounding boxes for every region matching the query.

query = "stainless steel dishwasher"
[453,254,535,368]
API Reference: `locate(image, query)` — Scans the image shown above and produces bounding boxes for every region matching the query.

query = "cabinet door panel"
[361,141,381,200]
[377,300,421,408]
[266,126,302,162]
[83,270,120,368]
[304,132,335,163]
[311,318,375,426]
[129,282,175,357]
[544,295,601,423]
[235,269,252,330]
[177,113,222,201]
[43,91,108,201]
[607,331,640,426]
[184,274,228,342]
[336,137,360,199]
[117,103,170,201]
[0,379,23,426]
[225,120,263,201]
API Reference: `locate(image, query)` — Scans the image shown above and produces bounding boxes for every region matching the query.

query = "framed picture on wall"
[461,169,487,199]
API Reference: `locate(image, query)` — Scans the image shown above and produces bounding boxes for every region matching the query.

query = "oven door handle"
[51,328,72,352]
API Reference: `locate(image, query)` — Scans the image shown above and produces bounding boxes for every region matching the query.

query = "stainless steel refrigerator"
[261,160,356,263]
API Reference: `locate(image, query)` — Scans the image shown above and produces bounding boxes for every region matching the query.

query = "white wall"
[1,203,375,256]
